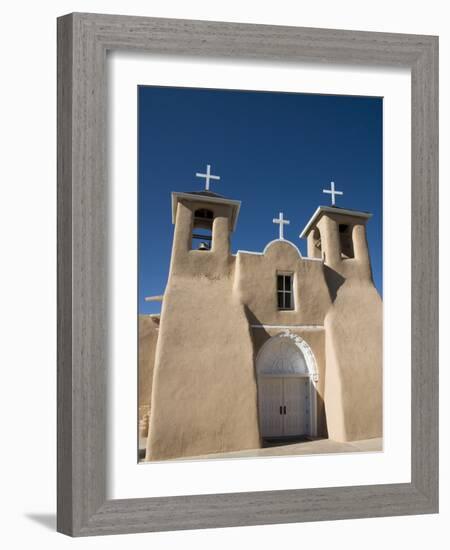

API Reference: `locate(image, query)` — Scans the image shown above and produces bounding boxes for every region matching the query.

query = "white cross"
[323,180,343,206]
[195,164,221,191]
[272,212,290,240]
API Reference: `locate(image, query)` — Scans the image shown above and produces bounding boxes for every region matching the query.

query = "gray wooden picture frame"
[57,12,438,537]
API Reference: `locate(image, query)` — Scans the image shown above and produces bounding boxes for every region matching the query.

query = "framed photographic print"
[57,13,438,536]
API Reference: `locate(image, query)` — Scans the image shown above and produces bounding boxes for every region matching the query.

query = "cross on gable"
[195,164,221,191]
[323,180,343,206]
[272,212,290,240]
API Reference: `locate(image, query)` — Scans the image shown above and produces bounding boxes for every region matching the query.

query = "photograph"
[138,86,383,462]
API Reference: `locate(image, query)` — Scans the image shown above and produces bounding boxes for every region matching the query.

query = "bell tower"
[300,206,372,277]
[298,182,382,443]
[168,164,241,279]
[147,166,259,460]
[300,180,373,282]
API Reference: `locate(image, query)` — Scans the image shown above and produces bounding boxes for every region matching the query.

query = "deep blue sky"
[138,86,383,314]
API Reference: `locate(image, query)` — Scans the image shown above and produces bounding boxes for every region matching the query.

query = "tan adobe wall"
[324,280,383,441]
[235,239,331,327]
[138,315,159,435]
[314,213,382,441]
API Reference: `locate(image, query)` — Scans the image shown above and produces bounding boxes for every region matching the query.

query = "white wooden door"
[259,378,283,437]
[259,377,310,438]
[283,378,309,436]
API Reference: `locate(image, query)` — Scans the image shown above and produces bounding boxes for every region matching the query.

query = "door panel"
[259,377,310,438]
[283,378,309,436]
[259,378,283,437]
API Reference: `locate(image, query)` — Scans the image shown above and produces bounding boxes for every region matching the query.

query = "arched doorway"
[256,331,318,440]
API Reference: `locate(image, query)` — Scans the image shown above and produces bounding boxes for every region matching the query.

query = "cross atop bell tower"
[195,164,221,192]
[322,180,343,206]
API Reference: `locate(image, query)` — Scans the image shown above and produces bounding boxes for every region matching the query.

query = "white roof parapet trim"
[299,206,372,239]
[235,239,302,258]
[236,244,323,262]
[263,238,302,258]
[144,295,164,302]
[139,313,160,318]
[236,250,263,256]
[171,191,241,232]
[303,257,324,262]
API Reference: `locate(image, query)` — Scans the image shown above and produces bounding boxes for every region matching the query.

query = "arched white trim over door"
[256,331,318,438]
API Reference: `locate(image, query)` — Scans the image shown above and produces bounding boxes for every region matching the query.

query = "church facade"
[139,177,383,461]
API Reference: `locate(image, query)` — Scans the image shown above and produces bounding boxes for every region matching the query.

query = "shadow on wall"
[317,392,328,439]
[323,265,346,303]
[244,305,271,368]
[244,305,270,446]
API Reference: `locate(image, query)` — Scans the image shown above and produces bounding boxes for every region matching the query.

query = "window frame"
[276,272,295,311]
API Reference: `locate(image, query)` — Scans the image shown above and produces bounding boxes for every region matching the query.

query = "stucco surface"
[324,280,383,441]
[146,276,260,460]
[138,315,159,423]
[313,212,382,441]
[236,240,331,326]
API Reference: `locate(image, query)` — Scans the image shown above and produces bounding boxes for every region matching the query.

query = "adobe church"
[139,165,382,461]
